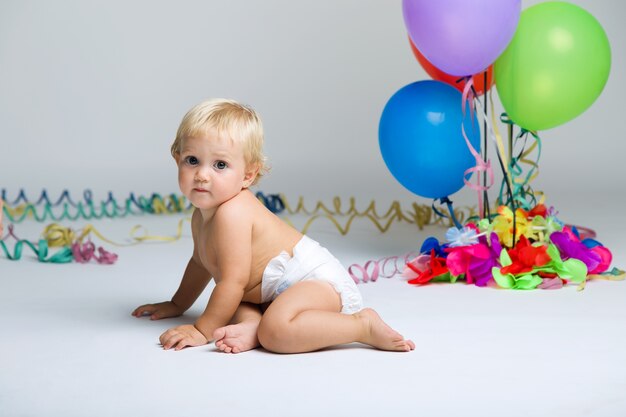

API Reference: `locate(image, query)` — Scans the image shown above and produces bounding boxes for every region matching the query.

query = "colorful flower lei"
[404,204,624,290]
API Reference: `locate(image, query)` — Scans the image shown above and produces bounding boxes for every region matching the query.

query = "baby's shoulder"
[213,190,258,224]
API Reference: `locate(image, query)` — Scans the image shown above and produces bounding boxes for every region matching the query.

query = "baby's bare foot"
[357,308,415,352]
[212,320,260,354]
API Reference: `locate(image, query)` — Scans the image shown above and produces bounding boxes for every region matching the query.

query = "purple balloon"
[403,0,521,76]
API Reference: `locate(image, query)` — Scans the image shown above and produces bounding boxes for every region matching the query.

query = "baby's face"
[176,129,253,213]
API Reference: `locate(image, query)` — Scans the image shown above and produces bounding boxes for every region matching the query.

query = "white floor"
[1,196,625,417]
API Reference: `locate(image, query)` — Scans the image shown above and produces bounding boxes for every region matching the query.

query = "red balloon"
[409,37,494,96]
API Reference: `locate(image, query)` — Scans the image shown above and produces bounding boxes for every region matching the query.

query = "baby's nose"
[194,169,211,183]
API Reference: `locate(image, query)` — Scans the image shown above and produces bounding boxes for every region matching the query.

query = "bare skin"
[213,302,262,353]
[133,120,415,354]
[214,320,260,353]
[257,281,415,353]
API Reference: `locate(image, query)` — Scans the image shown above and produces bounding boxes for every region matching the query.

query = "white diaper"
[261,236,363,314]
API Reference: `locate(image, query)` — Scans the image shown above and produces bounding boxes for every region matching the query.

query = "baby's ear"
[243,163,260,188]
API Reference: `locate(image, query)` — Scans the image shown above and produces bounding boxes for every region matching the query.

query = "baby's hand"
[132,301,184,320]
[159,324,208,351]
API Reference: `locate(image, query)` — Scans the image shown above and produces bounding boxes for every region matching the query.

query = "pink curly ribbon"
[461,79,494,218]
[348,252,419,284]
[71,241,118,264]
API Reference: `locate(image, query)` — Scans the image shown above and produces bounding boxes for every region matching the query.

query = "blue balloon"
[379,80,480,199]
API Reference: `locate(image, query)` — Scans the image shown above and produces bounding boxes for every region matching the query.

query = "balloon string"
[478,99,515,202]
[474,96,518,217]
[461,79,494,217]
[497,114,544,210]
[481,71,491,219]
[431,197,462,229]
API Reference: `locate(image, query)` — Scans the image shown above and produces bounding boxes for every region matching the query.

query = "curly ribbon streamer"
[41,218,191,248]
[2,240,75,263]
[71,241,118,264]
[3,196,188,223]
[255,192,284,214]
[43,223,76,247]
[497,115,545,211]
[278,195,478,234]
[1,188,191,212]
[0,189,284,223]
[2,218,192,263]
[348,251,420,284]
[0,198,4,237]
[1,226,73,263]
[461,79,495,218]
[577,267,625,291]
[3,191,481,237]
[1,224,115,264]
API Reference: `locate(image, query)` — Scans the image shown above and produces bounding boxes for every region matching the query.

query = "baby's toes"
[213,327,227,342]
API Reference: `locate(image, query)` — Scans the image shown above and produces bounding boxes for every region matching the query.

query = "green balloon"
[495,1,611,131]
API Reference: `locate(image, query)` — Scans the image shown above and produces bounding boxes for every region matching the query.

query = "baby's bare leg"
[257,281,415,353]
[213,302,262,354]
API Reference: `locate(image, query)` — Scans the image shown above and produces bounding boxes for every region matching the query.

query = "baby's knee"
[257,316,292,353]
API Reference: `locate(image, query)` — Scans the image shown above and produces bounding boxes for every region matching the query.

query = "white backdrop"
[1,0,624,208]
[2,5,626,416]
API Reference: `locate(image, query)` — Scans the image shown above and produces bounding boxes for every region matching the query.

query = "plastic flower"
[491,236,549,290]
[499,235,551,276]
[527,204,548,218]
[491,248,543,290]
[537,277,563,290]
[549,228,606,273]
[445,232,501,286]
[492,239,588,290]
[402,254,430,281]
[490,205,531,247]
[406,249,450,285]
[535,243,587,284]
[570,230,612,274]
[445,225,480,247]
[528,214,563,243]
[419,236,448,258]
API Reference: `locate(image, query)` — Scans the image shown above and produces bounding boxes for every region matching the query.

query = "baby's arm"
[133,209,211,320]
[132,255,210,319]
[160,201,253,350]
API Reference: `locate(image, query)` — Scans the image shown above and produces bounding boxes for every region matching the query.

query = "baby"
[132,99,415,354]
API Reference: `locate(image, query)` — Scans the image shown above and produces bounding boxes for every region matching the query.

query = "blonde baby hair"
[171,98,268,185]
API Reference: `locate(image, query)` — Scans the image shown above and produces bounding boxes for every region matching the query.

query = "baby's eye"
[184,156,199,165]
[214,160,228,170]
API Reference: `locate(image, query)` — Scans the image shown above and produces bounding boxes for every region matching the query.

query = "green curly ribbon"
[0,239,73,263]
[1,190,286,223]
[497,114,543,211]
